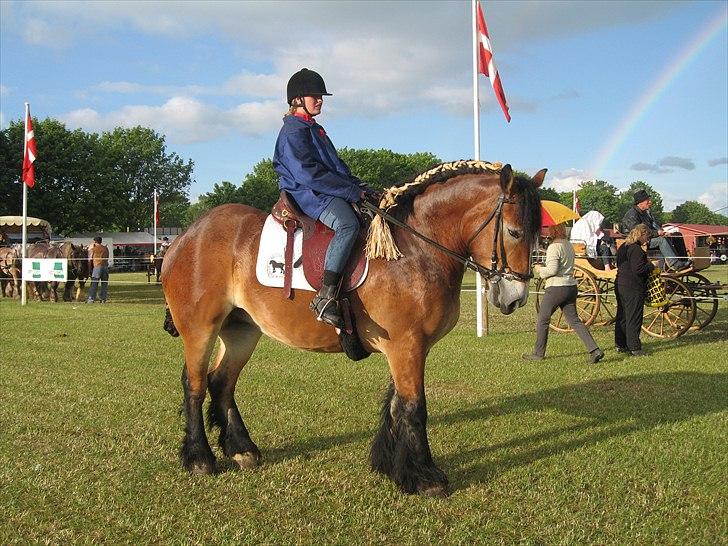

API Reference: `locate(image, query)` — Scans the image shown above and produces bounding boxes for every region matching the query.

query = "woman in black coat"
[615,224,655,356]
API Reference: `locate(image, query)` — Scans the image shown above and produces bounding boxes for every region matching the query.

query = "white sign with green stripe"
[22,258,67,282]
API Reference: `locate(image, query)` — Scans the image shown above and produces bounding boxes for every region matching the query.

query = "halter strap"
[360,197,532,282]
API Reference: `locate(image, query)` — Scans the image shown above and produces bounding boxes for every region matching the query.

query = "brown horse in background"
[26,241,89,301]
[0,245,21,298]
[162,162,545,495]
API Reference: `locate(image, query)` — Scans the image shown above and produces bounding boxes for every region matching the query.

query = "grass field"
[1,269,726,544]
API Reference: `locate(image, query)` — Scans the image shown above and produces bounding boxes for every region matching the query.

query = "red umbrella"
[541,200,580,226]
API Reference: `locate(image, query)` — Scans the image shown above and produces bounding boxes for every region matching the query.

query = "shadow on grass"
[256,372,727,492]
[435,371,728,489]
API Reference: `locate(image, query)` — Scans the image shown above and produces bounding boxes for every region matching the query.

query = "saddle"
[271,192,368,299]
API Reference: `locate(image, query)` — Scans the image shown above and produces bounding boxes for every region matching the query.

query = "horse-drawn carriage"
[535,242,723,339]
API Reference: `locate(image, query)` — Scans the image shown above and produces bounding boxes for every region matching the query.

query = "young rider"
[272,68,365,329]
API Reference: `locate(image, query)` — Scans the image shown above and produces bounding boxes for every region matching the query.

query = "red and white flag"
[476,1,511,122]
[22,107,37,188]
[154,191,160,227]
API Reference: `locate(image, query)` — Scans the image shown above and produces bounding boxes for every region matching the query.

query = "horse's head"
[465,164,545,315]
[73,244,91,279]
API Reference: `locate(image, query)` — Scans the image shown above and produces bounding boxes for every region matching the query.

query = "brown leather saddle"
[271,192,367,299]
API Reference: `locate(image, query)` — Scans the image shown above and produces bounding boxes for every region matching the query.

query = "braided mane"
[366,160,503,260]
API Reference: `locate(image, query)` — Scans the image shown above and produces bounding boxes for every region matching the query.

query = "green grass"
[1,270,726,544]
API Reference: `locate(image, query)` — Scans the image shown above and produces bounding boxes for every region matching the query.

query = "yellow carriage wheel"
[641,275,696,338]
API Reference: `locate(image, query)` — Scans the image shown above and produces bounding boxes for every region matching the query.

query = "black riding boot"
[311,275,344,329]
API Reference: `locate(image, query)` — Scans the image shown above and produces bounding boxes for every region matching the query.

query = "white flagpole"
[472,0,486,337]
[21,103,29,306]
[153,189,158,255]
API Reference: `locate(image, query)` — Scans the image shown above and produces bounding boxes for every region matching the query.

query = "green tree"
[0,118,102,235]
[618,181,664,225]
[98,126,193,231]
[671,201,728,225]
[575,180,621,224]
[239,160,279,211]
[538,187,561,202]
[338,148,441,189]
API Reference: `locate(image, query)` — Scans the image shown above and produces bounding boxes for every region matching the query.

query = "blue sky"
[1,0,726,213]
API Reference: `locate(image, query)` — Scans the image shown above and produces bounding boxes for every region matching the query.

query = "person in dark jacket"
[273,68,366,328]
[621,189,689,271]
[615,223,655,356]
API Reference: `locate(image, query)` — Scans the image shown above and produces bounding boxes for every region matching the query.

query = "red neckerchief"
[293,112,327,138]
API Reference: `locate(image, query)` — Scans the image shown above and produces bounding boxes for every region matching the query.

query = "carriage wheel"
[594,277,617,326]
[535,265,600,332]
[680,273,719,330]
[641,275,696,339]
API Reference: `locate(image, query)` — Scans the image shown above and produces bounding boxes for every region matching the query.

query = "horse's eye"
[508,228,521,239]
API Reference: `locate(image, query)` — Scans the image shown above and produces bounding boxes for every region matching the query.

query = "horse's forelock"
[512,174,542,250]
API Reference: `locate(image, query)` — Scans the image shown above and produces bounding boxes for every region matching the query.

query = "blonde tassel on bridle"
[364,160,502,260]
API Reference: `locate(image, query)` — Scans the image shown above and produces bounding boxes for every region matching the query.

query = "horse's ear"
[499,164,514,193]
[532,168,547,188]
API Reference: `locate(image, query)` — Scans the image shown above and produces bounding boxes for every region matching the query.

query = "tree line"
[1,118,725,235]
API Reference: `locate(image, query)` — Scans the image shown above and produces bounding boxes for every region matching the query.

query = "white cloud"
[697,183,728,212]
[0,84,8,96]
[22,18,71,48]
[545,168,590,192]
[60,96,282,143]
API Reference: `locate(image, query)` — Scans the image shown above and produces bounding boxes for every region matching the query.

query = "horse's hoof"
[189,462,215,475]
[232,452,261,470]
[417,483,449,498]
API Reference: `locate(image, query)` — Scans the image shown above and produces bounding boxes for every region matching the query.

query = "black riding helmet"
[287,68,332,105]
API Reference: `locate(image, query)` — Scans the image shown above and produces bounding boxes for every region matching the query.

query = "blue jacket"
[272,114,361,220]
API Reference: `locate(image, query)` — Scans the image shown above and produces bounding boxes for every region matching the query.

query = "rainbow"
[589,8,728,179]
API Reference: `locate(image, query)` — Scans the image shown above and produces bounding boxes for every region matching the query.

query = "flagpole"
[153,188,158,255]
[21,103,29,306]
[472,0,486,337]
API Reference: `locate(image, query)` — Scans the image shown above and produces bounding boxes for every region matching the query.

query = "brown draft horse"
[162,161,545,496]
[0,245,21,297]
[26,242,90,302]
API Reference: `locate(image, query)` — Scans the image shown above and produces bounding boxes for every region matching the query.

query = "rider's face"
[301,95,323,115]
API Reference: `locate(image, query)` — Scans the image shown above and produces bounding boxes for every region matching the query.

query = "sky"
[1,0,727,214]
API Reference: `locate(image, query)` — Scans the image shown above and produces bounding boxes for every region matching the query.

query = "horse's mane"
[365,159,541,261]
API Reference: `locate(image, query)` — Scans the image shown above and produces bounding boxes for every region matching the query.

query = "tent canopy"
[0,215,52,235]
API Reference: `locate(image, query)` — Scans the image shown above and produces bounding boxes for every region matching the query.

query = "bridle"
[360,193,533,283]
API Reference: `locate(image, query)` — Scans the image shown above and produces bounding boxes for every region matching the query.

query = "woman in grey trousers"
[523,223,605,364]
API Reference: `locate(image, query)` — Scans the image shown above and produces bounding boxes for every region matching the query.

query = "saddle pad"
[255,215,368,293]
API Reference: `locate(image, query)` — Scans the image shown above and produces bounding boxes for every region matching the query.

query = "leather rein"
[360,194,533,283]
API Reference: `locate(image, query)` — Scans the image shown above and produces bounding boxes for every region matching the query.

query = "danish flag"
[476,1,511,122]
[22,107,37,188]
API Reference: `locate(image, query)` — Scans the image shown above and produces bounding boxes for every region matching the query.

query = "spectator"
[523,223,604,364]
[87,236,110,303]
[615,224,654,356]
[621,190,690,271]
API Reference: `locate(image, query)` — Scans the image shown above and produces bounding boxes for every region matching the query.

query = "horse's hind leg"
[207,316,263,470]
[180,332,219,475]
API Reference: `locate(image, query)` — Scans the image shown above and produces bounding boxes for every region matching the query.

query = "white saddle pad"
[255,215,369,293]
[256,215,314,292]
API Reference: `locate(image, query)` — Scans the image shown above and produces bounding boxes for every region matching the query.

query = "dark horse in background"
[26,242,90,302]
[162,162,545,496]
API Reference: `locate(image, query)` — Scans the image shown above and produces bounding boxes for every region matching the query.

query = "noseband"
[465,194,533,283]
[361,195,533,283]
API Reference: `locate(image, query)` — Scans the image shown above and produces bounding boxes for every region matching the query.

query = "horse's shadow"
[434,371,728,488]
[259,371,727,491]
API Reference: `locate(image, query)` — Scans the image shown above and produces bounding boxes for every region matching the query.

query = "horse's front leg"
[75,280,86,302]
[371,345,448,496]
[207,320,262,469]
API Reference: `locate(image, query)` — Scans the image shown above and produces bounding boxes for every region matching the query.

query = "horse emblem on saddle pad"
[255,193,368,298]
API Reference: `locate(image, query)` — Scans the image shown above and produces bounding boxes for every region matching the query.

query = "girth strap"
[282,219,297,299]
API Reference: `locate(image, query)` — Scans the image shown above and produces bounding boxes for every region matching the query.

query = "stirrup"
[310,289,344,329]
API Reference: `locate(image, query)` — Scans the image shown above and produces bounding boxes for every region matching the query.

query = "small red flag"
[155,193,161,227]
[22,108,37,188]
[476,1,511,122]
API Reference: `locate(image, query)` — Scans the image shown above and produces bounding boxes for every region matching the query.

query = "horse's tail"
[163,304,180,337]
